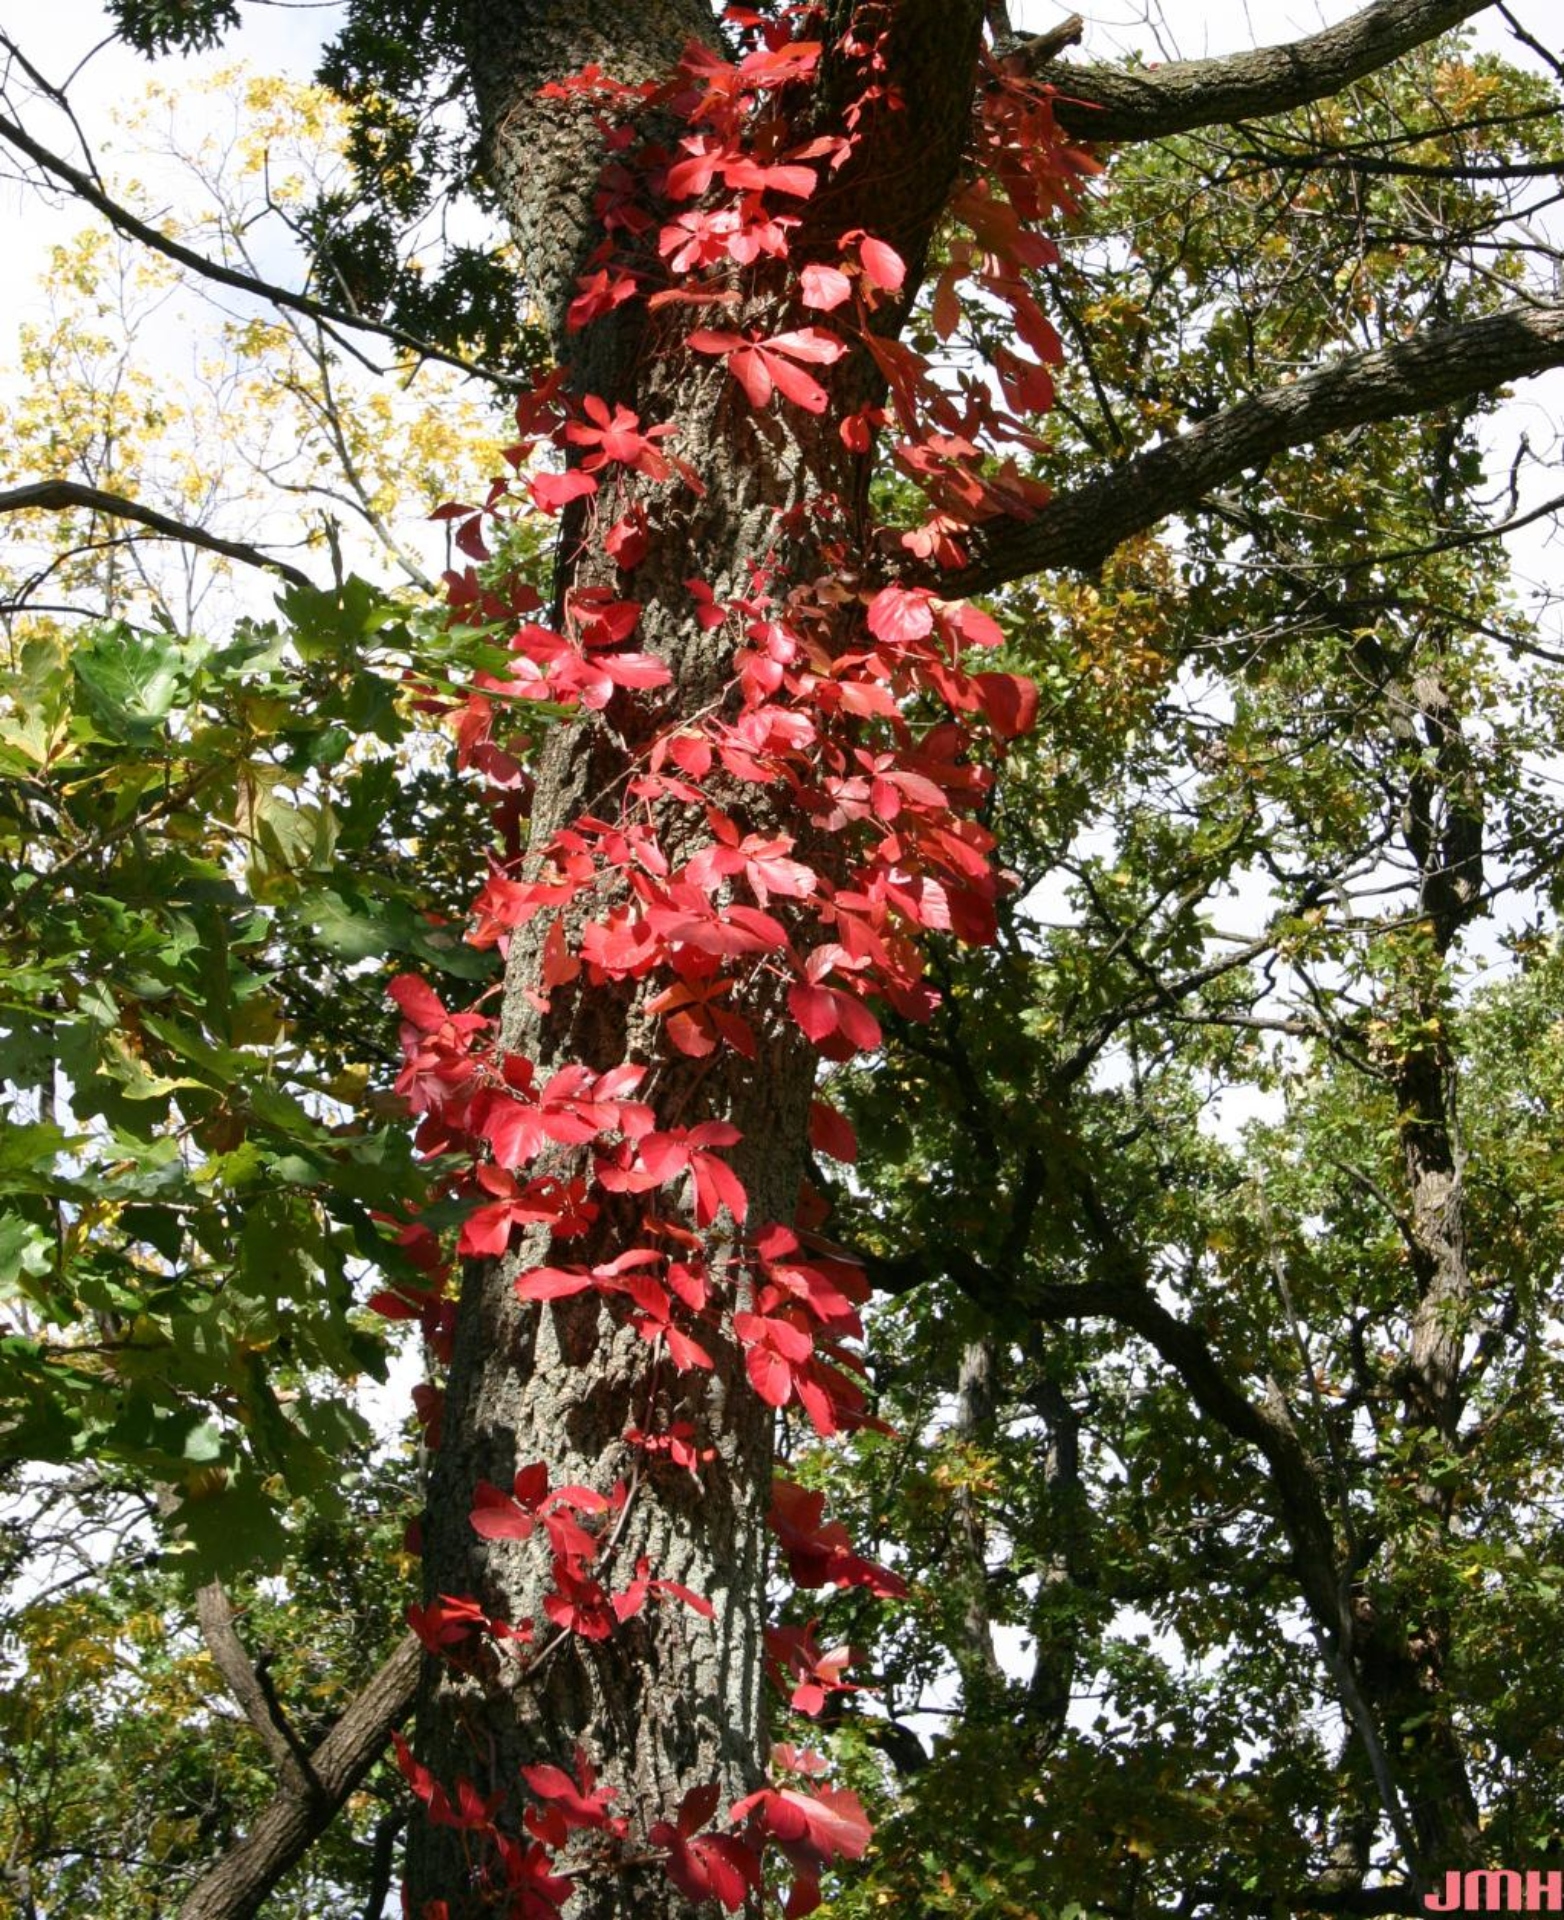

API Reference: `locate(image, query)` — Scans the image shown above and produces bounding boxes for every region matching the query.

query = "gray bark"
[1038,0,1494,143]
[407,6,992,1915]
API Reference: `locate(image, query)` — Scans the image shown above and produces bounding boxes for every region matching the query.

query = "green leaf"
[71,627,186,740]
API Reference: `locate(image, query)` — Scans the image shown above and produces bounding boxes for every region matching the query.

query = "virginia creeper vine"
[373,6,1095,1912]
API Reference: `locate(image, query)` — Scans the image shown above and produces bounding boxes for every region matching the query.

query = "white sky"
[0,0,1515,331]
[1,0,1550,370]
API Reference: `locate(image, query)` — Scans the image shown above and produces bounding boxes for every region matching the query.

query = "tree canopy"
[3,3,1564,1917]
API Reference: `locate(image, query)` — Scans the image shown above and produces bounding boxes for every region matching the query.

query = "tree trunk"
[1341,645,1484,1874]
[405,4,990,1912]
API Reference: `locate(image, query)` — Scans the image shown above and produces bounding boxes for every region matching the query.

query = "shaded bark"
[1345,649,1485,1870]
[1022,1371,1089,1750]
[948,1334,1007,1710]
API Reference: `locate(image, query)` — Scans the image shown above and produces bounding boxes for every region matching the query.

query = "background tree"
[3,3,1564,1918]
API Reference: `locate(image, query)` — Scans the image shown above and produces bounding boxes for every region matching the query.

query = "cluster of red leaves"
[383,3,1088,1912]
[467,1458,712,1641]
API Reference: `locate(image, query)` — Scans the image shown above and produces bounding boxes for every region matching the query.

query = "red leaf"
[788,982,837,1044]
[764,352,829,413]
[784,1785,872,1860]
[973,670,1039,739]
[604,509,649,570]
[366,1288,427,1322]
[729,344,778,408]
[458,1202,517,1259]
[691,1149,748,1226]
[724,158,817,197]
[951,601,1005,649]
[469,1481,536,1542]
[763,328,847,365]
[387,975,448,1031]
[744,1343,794,1407]
[808,1099,858,1163]
[677,1781,723,1839]
[866,584,934,644]
[799,262,851,311]
[687,327,747,356]
[651,1577,716,1618]
[514,1267,596,1301]
[529,469,598,513]
[658,1833,758,1913]
[859,235,906,292]
[665,1325,716,1372]
[785,1874,823,1918]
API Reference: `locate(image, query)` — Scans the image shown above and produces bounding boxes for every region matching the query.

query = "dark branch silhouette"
[0,110,518,390]
[944,301,1564,592]
[0,480,316,591]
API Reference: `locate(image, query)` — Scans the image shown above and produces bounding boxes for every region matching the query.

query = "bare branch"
[0,480,316,592]
[175,1631,420,1920]
[1039,0,1495,143]
[0,109,519,390]
[943,300,1564,593]
[1000,13,1084,66]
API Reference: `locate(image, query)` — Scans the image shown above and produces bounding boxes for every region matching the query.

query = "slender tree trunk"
[1340,645,1484,1873]
[949,1334,1007,1711]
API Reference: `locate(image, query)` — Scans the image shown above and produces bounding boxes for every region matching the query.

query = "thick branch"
[0,110,514,389]
[946,300,1564,593]
[1037,0,1494,143]
[175,1630,420,1920]
[195,1582,317,1799]
[0,480,315,591]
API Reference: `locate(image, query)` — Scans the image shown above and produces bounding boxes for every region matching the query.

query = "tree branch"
[195,1581,319,1801]
[0,109,518,390]
[1037,0,1495,143]
[943,300,1564,593]
[175,1630,420,1920]
[864,1213,1343,1634]
[0,480,316,591]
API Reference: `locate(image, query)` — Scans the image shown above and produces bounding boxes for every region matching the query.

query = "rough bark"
[407,7,993,1916]
[195,1580,318,1798]
[175,1632,421,1920]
